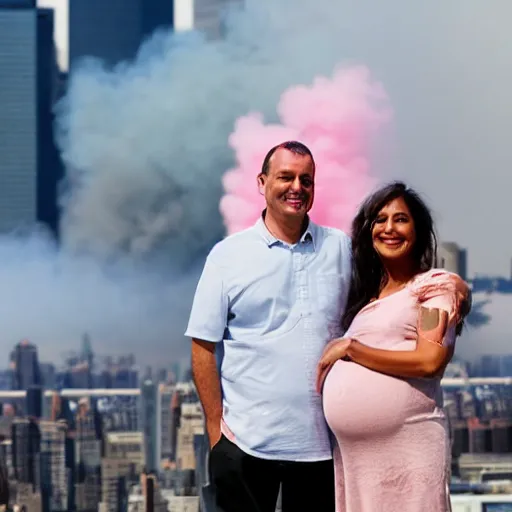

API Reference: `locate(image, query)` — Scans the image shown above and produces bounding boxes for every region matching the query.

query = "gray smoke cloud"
[56,1,357,265]
[0,0,510,367]
[2,0,361,368]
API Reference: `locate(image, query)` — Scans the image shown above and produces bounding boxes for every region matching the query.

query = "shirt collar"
[254,210,316,250]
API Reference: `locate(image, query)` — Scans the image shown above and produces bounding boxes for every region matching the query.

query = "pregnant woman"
[318,182,471,512]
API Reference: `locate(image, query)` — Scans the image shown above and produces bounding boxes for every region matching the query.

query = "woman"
[318,182,471,512]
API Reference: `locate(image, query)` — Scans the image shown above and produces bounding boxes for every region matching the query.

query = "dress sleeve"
[412,270,471,327]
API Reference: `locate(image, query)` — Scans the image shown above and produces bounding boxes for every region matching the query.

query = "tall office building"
[11,340,41,391]
[11,417,41,491]
[39,420,68,512]
[140,380,161,473]
[0,1,38,232]
[160,385,174,462]
[0,2,63,237]
[75,398,102,512]
[437,241,468,280]
[69,0,174,69]
[176,403,203,471]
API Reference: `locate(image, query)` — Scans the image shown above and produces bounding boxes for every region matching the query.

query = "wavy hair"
[342,181,437,332]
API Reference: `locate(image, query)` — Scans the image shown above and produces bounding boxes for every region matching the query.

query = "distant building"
[437,241,467,280]
[127,477,168,512]
[99,459,132,512]
[39,420,68,512]
[105,431,144,469]
[451,419,470,458]
[39,363,56,389]
[467,418,493,454]
[139,381,161,473]
[490,419,511,454]
[69,0,174,69]
[11,418,41,493]
[163,493,199,512]
[174,0,242,39]
[75,398,102,512]
[169,389,181,464]
[176,403,203,471]
[458,453,512,484]
[160,385,174,462]
[480,355,502,378]
[11,341,41,391]
[12,481,42,512]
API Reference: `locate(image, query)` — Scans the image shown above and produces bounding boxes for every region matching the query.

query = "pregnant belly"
[323,360,435,440]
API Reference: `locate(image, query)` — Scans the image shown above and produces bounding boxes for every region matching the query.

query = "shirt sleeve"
[184,254,229,343]
[413,270,470,325]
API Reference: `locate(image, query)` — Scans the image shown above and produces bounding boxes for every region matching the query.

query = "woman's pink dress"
[323,269,469,512]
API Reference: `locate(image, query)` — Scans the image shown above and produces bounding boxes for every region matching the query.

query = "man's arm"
[191,338,223,448]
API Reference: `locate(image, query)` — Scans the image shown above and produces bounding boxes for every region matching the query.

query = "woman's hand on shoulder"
[316,338,352,394]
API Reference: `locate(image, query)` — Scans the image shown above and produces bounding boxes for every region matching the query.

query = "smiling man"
[186,141,352,512]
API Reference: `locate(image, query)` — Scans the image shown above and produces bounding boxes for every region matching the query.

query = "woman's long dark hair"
[342,181,437,332]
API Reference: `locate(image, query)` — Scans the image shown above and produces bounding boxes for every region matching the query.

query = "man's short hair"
[260,141,315,176]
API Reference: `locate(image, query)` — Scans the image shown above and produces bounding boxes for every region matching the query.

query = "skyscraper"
[39,420,68,512]
[12,340,41,391]
[11,417,41,491]
[0,0,38,232]
[69,0,174,69]
[75,397,102,512]
[140,380,161,473]
[0,1,63,237]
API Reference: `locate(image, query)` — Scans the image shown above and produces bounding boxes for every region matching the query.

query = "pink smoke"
[220,66,392,235]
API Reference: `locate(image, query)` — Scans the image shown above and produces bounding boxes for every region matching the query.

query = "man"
[185,141,351,512]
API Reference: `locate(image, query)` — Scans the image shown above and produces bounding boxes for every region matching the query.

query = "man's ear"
[257,174,265,195]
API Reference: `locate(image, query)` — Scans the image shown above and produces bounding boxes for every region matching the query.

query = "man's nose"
[290,178,302,191]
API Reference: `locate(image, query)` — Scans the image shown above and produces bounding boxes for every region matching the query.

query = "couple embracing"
[186,141,471,512]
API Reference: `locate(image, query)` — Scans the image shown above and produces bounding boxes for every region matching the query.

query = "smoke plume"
[221,67,391,234]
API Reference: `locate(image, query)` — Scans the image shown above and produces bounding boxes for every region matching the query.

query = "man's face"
[258,148,315,221]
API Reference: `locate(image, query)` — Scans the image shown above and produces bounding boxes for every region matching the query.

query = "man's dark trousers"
[209,435,335,512]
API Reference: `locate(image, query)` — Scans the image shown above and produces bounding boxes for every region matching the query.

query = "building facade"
[0,1,38,232]
[69,0,174,69]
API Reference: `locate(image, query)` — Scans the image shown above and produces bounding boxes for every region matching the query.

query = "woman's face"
[372,196,416,263]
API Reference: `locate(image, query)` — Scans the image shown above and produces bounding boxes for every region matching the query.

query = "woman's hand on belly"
[316,338,352,394]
